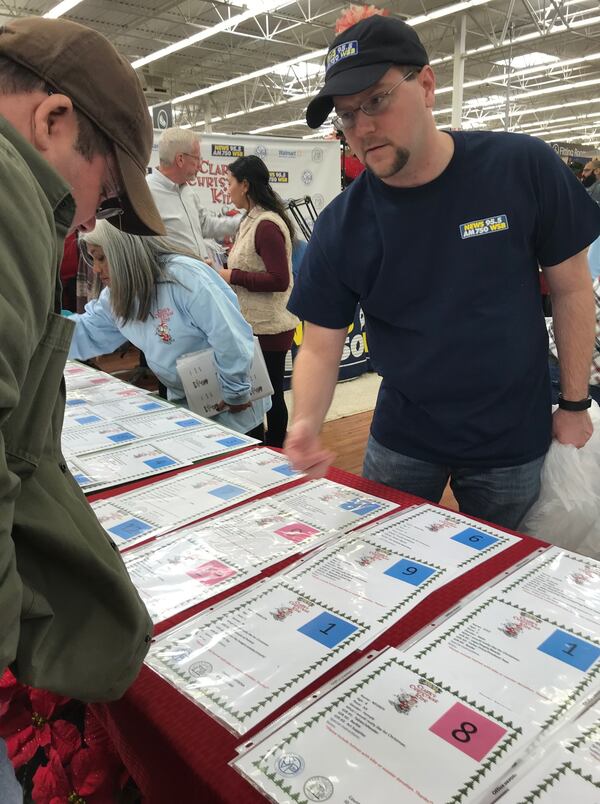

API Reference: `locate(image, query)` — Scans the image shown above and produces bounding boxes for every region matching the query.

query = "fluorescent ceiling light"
[133,0,295,69]
[166,0,500,104]
[43,0,82,18]
[171,49,327,105]
[250,118,306,133]
[494,52,559,70]
[464,94,506,108]
[431,12,600,66]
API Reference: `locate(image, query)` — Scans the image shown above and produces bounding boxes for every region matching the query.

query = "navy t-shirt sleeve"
[532,139,600,267]
[287,223,359,328]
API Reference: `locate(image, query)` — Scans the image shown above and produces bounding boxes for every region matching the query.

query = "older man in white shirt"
[147,127,241,262]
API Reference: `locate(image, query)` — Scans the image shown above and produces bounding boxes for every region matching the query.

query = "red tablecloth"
[91,465,546,804]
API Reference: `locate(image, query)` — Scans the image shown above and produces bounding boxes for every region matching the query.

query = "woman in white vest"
[219,156,299,447]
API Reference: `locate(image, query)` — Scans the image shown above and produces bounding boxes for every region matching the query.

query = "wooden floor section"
[94,349,458,511]
[321,411,459,512]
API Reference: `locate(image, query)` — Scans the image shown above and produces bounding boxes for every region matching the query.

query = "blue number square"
[384,559,437,586]
[176,418,199,428]
[353,502,381,516]
[273,464,297,477]
[66,399,86,406]
[209,483,245,500]
[108,431,136,443]
[76,415,101,425]
[108,518,152,540]
[139,402,162,411]
[451,528,498,551]
[144,455,177,469]
[217,436,245,447]
[537,629,600,672]
[73,473,91,486]
[297,612,358,648]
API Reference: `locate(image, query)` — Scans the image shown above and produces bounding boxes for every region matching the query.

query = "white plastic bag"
[520,400,600,558]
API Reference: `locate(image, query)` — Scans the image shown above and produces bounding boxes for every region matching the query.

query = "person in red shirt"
[219,156,299,447]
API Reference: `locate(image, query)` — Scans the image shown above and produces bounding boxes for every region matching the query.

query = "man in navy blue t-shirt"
[284,15,600,530]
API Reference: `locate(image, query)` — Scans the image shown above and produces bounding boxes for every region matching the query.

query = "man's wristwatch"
[558,394,592,411]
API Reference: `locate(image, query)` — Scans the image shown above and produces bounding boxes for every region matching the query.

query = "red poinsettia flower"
[32,746,120,804]
[5,688,80,769]
[0,670,29,723]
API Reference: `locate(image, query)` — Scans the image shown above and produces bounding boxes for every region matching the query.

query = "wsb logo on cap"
[326,40,359,72]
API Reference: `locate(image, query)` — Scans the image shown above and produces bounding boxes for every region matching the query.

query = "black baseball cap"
[306,16,429,129]
[0,17,165,236]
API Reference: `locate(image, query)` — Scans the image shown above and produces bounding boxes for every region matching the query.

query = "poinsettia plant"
[0,670,135,803]
[335,4,389,33]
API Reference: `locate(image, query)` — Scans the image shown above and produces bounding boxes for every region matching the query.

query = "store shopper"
[218,156,299,447]
[0,16,162,796]
[147,127,242,262]
[284,15,600,530]
[71,221,269,436]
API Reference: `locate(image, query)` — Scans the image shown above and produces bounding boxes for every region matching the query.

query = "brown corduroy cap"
[0,16,165,236]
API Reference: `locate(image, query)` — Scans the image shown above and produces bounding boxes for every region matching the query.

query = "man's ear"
[31,93,76,153]
[418,66,437,110]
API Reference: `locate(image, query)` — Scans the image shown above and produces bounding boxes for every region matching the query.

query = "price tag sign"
[429,702,507,761]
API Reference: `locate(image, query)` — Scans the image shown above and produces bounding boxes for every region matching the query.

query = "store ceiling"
[5,0,600,148]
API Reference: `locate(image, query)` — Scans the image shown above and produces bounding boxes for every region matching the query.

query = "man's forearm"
[291,332,345,434]
[551,284,596,398]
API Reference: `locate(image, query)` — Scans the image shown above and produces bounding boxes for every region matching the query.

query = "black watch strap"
[558,394,592,411]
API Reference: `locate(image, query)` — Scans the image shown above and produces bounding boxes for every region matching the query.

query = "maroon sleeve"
[230,220,290,292]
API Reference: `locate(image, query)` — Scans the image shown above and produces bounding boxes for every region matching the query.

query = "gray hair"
[80,220,191,323]
[158,127,200,165]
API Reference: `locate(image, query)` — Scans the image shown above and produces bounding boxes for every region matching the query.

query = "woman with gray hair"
[68,220,269,435]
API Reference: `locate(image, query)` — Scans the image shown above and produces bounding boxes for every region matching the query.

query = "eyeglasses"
[96,161,124,221]
[332,71,416,132]
[181,152,201,163]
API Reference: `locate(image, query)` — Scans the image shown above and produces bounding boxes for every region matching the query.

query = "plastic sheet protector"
[348,504,523,579]
[91,448,301,548]
[145,578,370,734]
[233,647,528,804]
[404,585,599,749]
[64,395,173,421]
[124,485,398,624]
[68,426,257,494]
[499,705,600,803]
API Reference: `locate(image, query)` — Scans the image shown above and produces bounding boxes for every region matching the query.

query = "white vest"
[229,207,300,335]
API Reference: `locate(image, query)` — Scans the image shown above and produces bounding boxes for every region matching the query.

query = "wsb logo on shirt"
[459,214,509,240]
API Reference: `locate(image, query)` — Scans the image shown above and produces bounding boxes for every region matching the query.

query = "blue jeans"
[363,435,545,530]
[0,739,21,804]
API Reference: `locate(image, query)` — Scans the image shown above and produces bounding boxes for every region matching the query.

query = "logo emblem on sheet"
[304,776,334,801]
[326,40,359,72]
[459,215,509,239]
[276,753,305,776]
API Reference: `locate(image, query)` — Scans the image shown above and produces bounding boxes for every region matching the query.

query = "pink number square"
[429,702,507,762]
[187,560,236,586]
[275,523,320,543]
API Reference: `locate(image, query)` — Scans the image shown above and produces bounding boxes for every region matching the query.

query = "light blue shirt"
[69,255,269,433]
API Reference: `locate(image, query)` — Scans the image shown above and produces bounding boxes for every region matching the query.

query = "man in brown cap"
[0,16,164,796]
